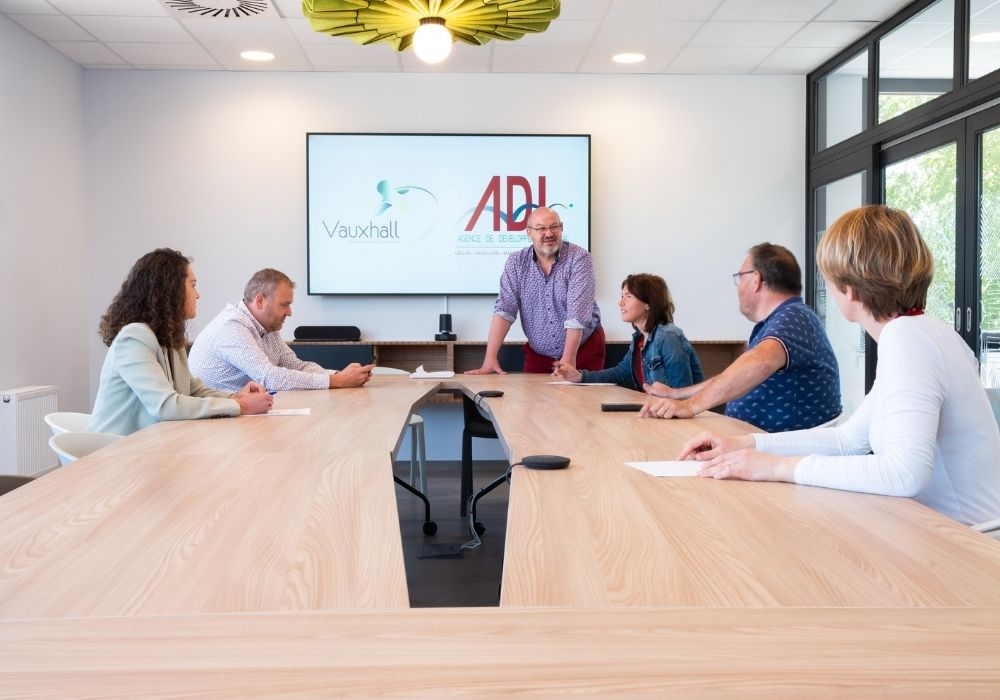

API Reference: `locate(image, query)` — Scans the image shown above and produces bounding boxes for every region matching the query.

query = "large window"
[808,0,1000,407]
[878,0,955,124]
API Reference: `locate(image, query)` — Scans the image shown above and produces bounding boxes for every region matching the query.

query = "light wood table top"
[4,374,1000,696]
[0,382,437,617]
[2,606,1000,698]
[449,374,1000,608]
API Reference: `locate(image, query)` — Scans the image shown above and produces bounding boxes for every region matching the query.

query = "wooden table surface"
[453,374,1000,608]
[3,374,1000,695]
[3,606,1000,698]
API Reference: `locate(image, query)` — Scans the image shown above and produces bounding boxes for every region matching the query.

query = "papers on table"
[266,408,311,416]
[411,365,454,378]
[626,460,701,477]
[546,381,616,386]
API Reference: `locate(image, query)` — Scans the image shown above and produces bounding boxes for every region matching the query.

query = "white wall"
[83,70,804,373]
[0,14,90,414]
[79,69,804,459]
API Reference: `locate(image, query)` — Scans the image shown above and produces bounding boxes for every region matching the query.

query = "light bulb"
[413,17,452,64]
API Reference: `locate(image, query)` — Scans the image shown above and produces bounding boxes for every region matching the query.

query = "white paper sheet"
[265,408,312,416]
[625,460,701,477]
[411,365,455,378]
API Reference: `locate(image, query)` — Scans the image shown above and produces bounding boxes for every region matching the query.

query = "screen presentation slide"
[307,133,590,295]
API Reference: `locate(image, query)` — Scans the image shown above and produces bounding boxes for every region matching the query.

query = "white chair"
[44,412,92,435]
[48,432,122,466]
[974,518,1000,542]
[372,367,427,494]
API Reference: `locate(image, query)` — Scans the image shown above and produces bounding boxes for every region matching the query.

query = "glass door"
[813,171,870,415]
[973,116,1000,423]
[883,137,960,328]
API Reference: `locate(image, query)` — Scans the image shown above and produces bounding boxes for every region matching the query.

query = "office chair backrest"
[44,412,92,436]
[0,475,33,497]
[48,432,122,466]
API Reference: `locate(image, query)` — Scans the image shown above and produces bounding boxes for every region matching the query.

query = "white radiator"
[0,385,59,477]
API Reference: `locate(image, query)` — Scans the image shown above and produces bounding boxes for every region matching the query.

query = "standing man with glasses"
[468,206,604,374]
[641,243,841,432]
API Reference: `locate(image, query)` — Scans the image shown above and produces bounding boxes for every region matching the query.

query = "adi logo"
[463,176,574,233]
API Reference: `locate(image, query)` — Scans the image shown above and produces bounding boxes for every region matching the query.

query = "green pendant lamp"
[303,0,561,64]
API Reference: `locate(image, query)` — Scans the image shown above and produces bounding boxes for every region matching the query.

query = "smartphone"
[600,402,643,412]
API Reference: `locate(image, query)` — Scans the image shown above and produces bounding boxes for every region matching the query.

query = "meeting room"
[3,0,1000,695]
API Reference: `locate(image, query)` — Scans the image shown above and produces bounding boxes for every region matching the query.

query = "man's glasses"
[732,270,756,285]
[527,223,564,233]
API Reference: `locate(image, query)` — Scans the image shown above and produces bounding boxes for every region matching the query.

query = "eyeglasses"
[731,270,756,285]
[527,223,563,233]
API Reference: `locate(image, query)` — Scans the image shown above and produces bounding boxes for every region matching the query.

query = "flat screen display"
[307,133,590,295]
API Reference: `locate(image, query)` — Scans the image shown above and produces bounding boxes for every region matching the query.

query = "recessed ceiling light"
[972,31,1000,43]
[612,52,646,64]
[241,50,275,62]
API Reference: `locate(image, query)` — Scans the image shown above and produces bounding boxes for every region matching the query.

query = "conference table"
[2,375,1000,696]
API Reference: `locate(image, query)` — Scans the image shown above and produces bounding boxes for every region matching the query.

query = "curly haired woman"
[88,248,271,436]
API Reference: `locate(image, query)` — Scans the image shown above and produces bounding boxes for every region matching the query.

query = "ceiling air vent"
[162,0,275,18]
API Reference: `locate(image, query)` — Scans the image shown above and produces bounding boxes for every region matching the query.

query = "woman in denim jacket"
[554,274,703,391]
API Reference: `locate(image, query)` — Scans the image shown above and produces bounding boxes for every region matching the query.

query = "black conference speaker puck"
[521,454,570,470]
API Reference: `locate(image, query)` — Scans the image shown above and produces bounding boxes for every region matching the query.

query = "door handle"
[967,307,973,334]
[955,307,962,332]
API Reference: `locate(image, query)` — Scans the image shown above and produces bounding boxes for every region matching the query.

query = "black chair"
[460,345,524,515]
[0,475,33,497]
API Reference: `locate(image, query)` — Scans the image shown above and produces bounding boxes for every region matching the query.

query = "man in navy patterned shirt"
[641,243,841,432]
[467,206,604,374]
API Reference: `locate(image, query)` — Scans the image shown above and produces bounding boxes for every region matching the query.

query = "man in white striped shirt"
[189,269,372,392]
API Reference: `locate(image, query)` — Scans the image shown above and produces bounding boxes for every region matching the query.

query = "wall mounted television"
[307,133,591,295]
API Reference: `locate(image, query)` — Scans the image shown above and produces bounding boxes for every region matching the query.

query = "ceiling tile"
[9,13,90,40]
[109,41,216,65]
[580,44,681,71]
[286,17,343,45]
[592,20,703,46]
[785,21,876,47]
[50,39,125,63]
[817,0,914,22]
[714,0,831,22]
[669,45,772,71]
[303,42,401,69]
[203,41,311,68]
[607,0,721,21]
[47,0,166,15]
[514,19,599,46]
[179,16,296,44]
[690,21,804,47]
[271,0,303,19]
[557,0,611,21]
[0,0,55,13]
[73,15,190,42]
[756,46,838,71]
[133,63,222,70]
[491,44,585,72]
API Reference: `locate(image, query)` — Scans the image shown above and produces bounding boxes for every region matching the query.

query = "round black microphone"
[521,454,570,470]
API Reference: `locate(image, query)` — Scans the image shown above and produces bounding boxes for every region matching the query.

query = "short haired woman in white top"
[678,206,1000,526]
[88,248,272,436]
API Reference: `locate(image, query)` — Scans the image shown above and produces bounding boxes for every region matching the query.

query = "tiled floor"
[393,459,510,608]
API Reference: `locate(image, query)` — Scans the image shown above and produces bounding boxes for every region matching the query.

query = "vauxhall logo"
[322,219,399,240]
